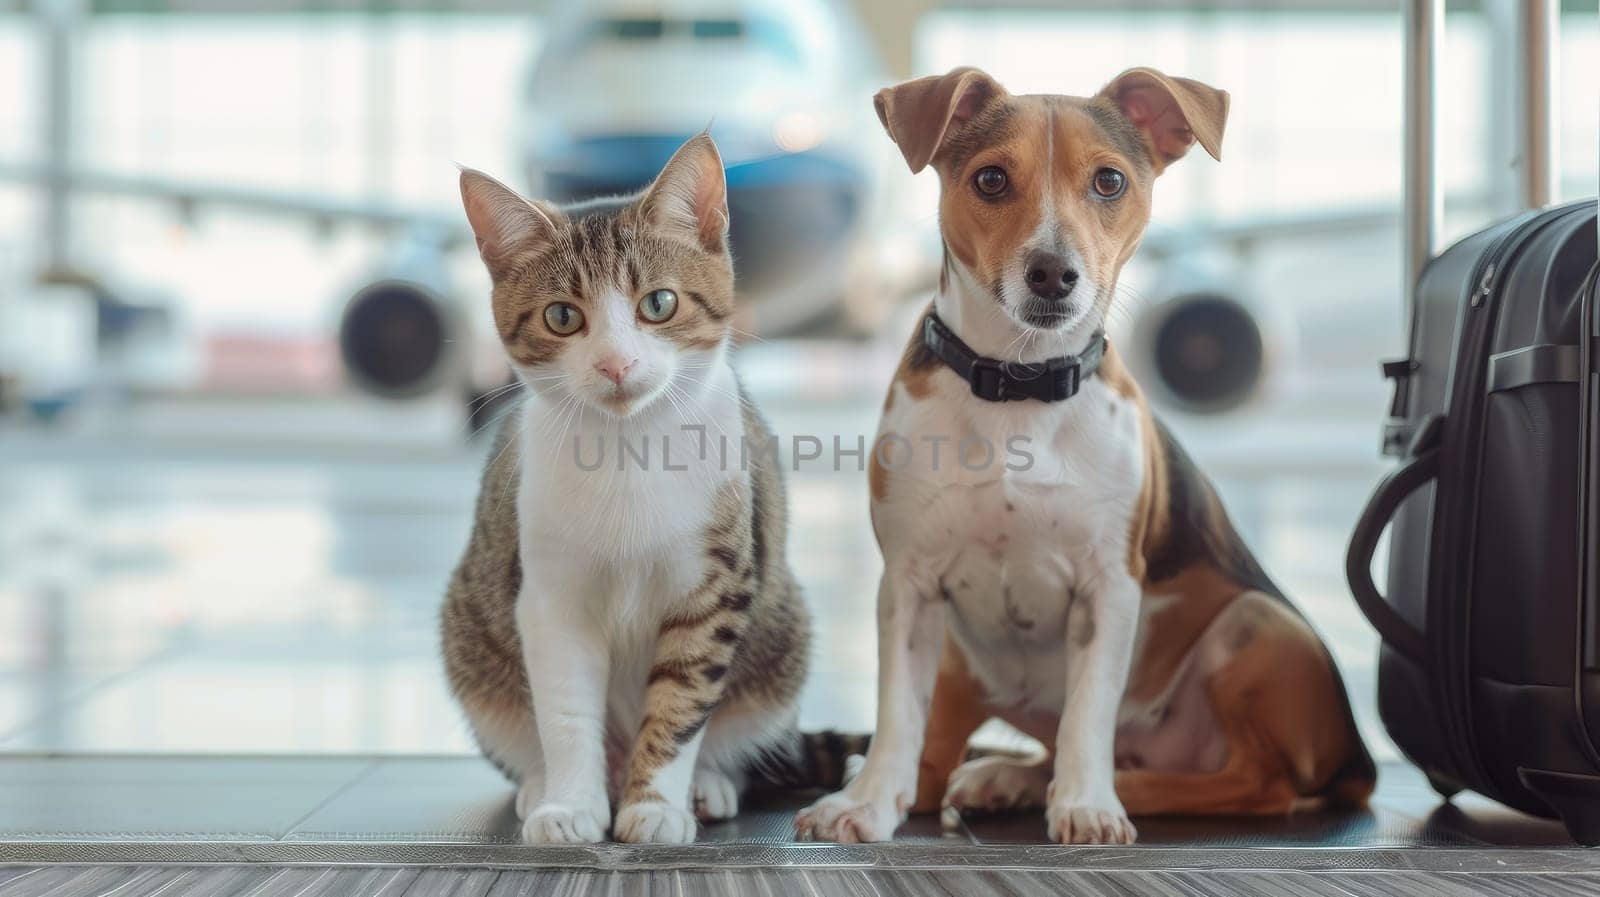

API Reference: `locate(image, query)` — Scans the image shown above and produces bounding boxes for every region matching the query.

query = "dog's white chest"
[881,376,1144,712]
[934,477,1125,711]
[938,481,1083,638]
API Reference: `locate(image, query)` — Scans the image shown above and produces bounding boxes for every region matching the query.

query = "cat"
[440,134,842,845]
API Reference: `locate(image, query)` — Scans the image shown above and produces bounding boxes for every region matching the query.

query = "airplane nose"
[595,355,636,386]
[1025,251,1079,301]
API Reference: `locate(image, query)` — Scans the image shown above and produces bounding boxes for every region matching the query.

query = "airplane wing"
[0,160,466,246]
[0,157,1419,260]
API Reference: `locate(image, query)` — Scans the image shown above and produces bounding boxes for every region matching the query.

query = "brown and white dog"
[794,67,1374,845]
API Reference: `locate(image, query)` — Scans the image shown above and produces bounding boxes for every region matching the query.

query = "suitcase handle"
[1346,447,1437,662]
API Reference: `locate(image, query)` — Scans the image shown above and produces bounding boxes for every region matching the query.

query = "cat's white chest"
[511,371,747,741]
[522,434,724,565]
[515,383,741,569]
[510,363,746,637]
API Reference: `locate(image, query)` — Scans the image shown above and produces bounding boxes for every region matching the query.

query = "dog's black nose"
[1025,251,1079,301]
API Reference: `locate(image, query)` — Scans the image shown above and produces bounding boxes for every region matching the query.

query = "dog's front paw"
[692,768,740,822]
[942,755,1051,818]
[1045,794,1136,845]
[794,789,903,843]
[522,800,609,844]
[615,800,697,844]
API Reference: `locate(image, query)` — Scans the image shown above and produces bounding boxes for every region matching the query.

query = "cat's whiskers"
[529,386,575,435]
[689,376,743,408]
[601,413,647,553]
[490,417,528,517]
[509,387,579,510]
[666,378,729,444]
[461,381,529,441]
[469,379,525,407]
[659,380,692,422]
[518,372,570,386]
[560,394,592,476]
[543,390,585,475]
[598,409,624,505]
[674,357,743,408]
[465,402,518,442]
[665,366,732,441]
[652,393,704,545]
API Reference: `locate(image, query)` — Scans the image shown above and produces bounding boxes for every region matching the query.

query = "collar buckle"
[1045,359,1082,401]
[969,358,1009,401]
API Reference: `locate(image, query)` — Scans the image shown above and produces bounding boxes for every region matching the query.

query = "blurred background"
[0,0,1595,764]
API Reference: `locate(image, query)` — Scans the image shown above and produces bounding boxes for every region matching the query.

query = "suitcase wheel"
[1426,772,1463,801]
[1519,767,1600,847]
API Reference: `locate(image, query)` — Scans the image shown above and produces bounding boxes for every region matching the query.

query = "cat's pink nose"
[595,355,636,385]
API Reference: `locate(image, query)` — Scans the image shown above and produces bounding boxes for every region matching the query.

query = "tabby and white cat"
[441,135,815,844]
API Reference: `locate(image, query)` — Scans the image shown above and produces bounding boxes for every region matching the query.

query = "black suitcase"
[1347,198,1599,841]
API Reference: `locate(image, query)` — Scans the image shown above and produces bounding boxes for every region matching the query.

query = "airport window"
[691,19,744,40]
[599,18,666,41]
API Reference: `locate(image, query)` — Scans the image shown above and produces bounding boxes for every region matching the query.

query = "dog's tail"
[747,730,871,792]
[1318,745,1379,811]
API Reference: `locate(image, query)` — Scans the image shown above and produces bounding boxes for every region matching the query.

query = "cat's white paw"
[614,800,697,844]
[941,755,1050,825]
[692,768,740,822]
[794,788,903,843]
[514,775,546,821]
[521,801,608,844]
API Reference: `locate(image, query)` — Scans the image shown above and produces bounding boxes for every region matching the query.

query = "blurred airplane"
[1,0,893,410]
[0,154,1430,422]
[0,0,1447,422]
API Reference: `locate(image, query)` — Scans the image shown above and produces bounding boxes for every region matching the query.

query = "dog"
[794,66,1375,845]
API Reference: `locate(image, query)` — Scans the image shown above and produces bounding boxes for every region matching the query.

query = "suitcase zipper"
[1470,263,1496,308]
[1447,204,1593,800]
[1436,207,1563,798]
[1574,260,1600,766]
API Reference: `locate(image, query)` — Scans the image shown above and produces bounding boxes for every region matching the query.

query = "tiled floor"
[0,754,1577,849]
[0,755,1594,896]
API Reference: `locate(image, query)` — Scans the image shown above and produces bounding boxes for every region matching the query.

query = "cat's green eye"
[639,289,678,323]
[543,302,584,336]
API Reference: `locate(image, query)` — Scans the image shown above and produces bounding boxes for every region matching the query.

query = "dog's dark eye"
[973,166,1008,197]
[1092,167,1127,199]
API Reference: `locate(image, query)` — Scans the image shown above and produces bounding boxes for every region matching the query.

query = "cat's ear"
[640,133,729,254]
[459,168,562,277]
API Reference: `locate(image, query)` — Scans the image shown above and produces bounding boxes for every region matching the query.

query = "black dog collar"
[921,312,1106,403]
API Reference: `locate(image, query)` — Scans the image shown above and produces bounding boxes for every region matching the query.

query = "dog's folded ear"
[874,67,1006,174]
[1098,67,1228,173]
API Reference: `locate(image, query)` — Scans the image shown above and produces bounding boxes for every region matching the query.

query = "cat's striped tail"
[747,730,871,791]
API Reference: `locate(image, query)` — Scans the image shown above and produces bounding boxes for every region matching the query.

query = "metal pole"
[39,0,78,275]
[1513,0,1559,209]
[1485,0,1518,217]
[1402,0,1443,321]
